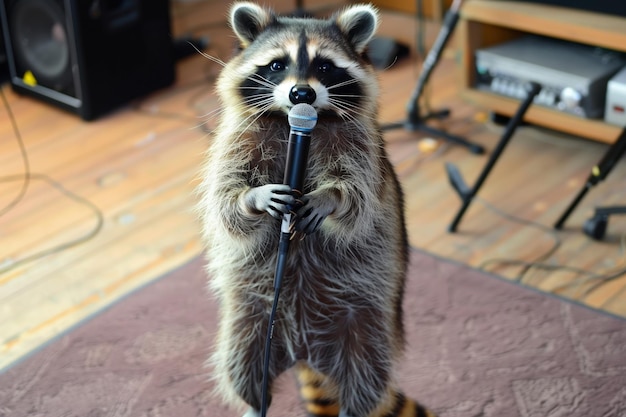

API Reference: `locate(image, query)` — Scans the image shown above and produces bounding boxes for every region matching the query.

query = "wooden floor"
[1,1,625,372]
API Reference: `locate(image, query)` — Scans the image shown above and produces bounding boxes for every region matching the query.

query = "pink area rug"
[1,249,625,417]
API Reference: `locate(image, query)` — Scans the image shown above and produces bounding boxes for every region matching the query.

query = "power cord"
[0,88,30,218]
[0,26,227,274]
[0,86,104,275]
[475,196,626,305]
[476,196,561,282]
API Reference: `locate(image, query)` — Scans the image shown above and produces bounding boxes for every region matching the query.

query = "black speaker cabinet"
[0,20,7,83]
[521,0,626,17]
[0,0,175,120]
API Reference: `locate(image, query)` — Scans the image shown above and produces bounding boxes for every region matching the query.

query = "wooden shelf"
[458,0,626,144]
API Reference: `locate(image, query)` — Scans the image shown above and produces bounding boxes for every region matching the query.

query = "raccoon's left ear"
[230,2,275,47]
[334,4,379,54]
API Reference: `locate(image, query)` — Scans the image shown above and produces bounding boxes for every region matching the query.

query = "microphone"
[281,103,318,233]
[261,103,318,417]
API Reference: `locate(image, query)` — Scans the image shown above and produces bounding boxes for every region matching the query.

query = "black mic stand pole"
[382,0,485,155]
[291,0,309,17]
[554,126,626,230]
[447,82,542,232]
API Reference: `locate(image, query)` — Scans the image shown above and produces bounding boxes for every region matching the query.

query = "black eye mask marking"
[239,55,290,106]
[310,57,363,108]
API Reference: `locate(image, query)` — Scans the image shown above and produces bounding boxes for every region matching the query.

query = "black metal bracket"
[554,126,626,231]
[447,82,542,232]
[583,206,626,240]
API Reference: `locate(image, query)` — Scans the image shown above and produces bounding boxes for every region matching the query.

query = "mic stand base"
[382,108,486,155]
[583,206,626,240]
[554,126,626,231]
[380,0,484,155]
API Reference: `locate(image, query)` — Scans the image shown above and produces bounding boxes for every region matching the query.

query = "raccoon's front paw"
[293,192,338,234]
[242,184,297,219]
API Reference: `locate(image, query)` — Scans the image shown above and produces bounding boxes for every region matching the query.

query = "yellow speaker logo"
[23,71,37,87]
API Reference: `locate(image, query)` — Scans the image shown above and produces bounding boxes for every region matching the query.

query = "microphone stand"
[291,0,310,17]
[382,0,484,155]
[447,82,542,232]
[259,222,290,417]
[583,206,626,240]
[554,126,626,231]
[260,105,316,417]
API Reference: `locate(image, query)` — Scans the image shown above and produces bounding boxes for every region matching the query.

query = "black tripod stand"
[554,126,626,239]
[382,0,485,155]
[583,206,626,240]
[446,82,542,232]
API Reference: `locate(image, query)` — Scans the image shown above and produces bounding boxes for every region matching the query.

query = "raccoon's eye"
[270,60,286,72]
[317,61,335,73]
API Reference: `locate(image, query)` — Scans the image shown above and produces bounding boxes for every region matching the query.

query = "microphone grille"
[288,103,318,133]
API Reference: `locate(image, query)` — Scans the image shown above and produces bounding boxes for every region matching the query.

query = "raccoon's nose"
[289,84,317,105]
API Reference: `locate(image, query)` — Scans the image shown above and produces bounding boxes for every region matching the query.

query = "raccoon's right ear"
[230,2,275,47]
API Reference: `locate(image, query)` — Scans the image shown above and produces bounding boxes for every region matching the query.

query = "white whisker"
[195,48,228,68]
[327,78,360,90]
[329,98,368,115]
[328,98,375,138]
[199,106,225,120]
[241,95,275,108]
[237,73,277,90]
[329,93,366,99]
[229,101,277,144]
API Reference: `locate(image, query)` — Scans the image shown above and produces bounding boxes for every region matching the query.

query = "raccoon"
[197,3,437,417]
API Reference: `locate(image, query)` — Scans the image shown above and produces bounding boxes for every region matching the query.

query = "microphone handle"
[280,130,311,237]
[283,130,312,191]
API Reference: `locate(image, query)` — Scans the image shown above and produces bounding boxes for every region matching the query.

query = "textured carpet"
[1,249,625,417]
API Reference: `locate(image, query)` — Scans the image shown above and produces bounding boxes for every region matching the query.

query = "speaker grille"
[10,0,74,95]
[0,0,174,120]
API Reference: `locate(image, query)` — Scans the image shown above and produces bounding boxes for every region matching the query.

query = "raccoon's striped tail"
[382,391,438,417]
[296,364,341,417]
[296,364,437,417]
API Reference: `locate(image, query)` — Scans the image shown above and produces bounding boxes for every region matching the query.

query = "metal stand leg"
[381,0,485,155]
[554,126,626,229]
[583,206,626,240]
[447,83,542,232]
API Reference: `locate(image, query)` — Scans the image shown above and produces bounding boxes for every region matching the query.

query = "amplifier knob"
[559,87,582,110]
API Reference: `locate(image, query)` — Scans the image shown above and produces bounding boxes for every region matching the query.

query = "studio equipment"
[0,0,175,120]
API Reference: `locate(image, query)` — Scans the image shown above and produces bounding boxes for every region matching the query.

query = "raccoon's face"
[218,2,379,120]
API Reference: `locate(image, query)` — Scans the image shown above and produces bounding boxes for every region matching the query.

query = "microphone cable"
[0,86,104,275]
[0,86,30,218]
[474,195,626,303]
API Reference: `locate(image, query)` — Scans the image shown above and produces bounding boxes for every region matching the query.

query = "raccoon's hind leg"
[309,309,437,417]
[295,363,340,417]
[212,296,293,416]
